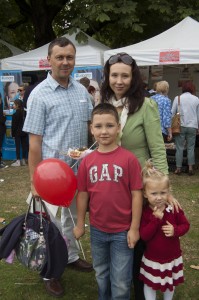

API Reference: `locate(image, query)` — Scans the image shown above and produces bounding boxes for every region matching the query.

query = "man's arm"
[127,190,143,248]
[28,133,43,196]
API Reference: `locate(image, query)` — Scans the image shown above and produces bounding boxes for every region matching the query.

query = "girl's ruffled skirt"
[139,255,184,292]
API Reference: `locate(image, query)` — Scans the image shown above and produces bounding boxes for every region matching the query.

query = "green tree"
[1,0,199,54]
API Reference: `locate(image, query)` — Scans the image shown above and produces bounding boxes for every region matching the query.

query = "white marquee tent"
[104,17,199,66]
[0,39,24,56]
[1,29,110,71]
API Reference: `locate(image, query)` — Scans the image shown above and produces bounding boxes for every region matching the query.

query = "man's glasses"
[18,89,24,92]
[108,53,134,65]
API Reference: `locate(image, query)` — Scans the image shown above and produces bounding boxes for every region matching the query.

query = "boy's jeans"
[90,226,134,300]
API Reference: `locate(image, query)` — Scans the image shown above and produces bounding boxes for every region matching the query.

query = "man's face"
[47,44,76,85]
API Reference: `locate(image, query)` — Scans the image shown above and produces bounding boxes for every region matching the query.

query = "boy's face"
[91,113,120,149]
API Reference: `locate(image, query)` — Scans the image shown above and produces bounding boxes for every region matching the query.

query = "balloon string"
[69,141,97,259]
[67,207,86,260]
[71,140,97,169]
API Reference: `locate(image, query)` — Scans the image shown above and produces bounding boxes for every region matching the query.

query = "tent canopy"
[0,39,24,56]
[104,17,199,66]
[1,29,110,71]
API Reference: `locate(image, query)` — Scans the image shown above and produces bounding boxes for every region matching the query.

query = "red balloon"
[33,158,77,207]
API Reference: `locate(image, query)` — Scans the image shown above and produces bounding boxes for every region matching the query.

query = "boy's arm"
[73,191,89,239]
[127,190,143,248]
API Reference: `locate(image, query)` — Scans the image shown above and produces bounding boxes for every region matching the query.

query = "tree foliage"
[0,0,199,57]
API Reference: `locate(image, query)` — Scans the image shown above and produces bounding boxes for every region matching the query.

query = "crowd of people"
[0,36,199,299]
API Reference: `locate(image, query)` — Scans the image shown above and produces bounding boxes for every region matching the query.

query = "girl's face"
[91,113,120,151]
[109,63,132,100]
[144,179,169,209]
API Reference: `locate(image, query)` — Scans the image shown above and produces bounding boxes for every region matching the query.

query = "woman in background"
[0,93,6,168]
[172,81,199,175]
[11,99,28,167]
[151,80,172,142]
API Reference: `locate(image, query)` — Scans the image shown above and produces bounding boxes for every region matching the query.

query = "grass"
[0,163,199,300]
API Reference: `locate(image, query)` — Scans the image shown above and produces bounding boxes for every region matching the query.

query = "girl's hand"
[167,194,181,213]
[162,221,174,237]
[153,206,164,219]
[73,226,85,240]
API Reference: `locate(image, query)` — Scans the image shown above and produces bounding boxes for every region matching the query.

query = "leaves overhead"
[0,0,199,57]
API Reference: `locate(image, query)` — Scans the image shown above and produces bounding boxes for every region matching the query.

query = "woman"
[101,52,168,300]
[172,81,199,175]
[11,99,28,167]
[101,53,168,172]
[151,80,172,142]
[0,94,6,168]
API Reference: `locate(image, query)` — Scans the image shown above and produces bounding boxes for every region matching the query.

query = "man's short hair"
[48,37,76,56]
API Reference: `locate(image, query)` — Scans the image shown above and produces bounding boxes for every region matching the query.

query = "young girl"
[11,99,28,166]
[139,159,190,300]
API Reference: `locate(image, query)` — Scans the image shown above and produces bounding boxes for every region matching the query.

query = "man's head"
[47,37,76,86]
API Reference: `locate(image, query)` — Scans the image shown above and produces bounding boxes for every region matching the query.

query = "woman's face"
[109,63,132,100]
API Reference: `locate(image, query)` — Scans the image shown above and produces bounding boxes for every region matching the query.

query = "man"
[23,37,93,297]
[18,83,26,101]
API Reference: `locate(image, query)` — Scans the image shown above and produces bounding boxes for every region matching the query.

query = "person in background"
[18,83,28,101]
[80,77,95,106]
[0,93,6,168]
[88,85,96,106]
[151,80,172,142]
[100,52,178,300]
[148,82,157,96]
[23,37,93,298]
[74,103,143,300]
[172,81,199,175]
[11,99,28,167]
[142,82,151,97]
[23,75,41,109]
[139,159,190,300]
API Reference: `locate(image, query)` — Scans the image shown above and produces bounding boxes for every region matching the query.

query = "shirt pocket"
[77,100,89,121]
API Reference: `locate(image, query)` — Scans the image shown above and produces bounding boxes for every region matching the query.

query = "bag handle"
[25,197,51,229]
[177,95,180,113]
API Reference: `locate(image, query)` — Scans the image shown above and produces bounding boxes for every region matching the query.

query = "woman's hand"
[167,194,182,213]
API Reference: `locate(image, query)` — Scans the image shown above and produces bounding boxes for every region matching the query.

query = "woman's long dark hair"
[101,55,145,114]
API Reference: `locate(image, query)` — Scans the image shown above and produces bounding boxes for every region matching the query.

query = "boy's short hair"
[91,103,119,123]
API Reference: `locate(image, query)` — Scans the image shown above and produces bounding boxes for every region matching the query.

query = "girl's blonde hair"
[142,159,170,190]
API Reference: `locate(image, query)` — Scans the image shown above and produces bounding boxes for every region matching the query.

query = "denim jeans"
[175,126,197,167]
[90,226,134,300]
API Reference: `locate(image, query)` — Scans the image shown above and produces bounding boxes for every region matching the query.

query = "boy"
[73,103,143,300]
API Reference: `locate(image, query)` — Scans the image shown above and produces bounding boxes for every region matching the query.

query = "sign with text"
[0,76,15,82]
[159,50,180,64]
